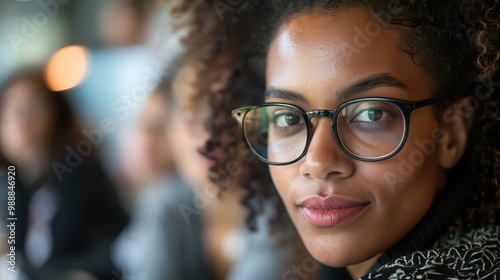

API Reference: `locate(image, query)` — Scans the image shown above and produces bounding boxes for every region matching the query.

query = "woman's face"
[0,80,55,164]
[266,7,448,267]
[121,91,171,184]
[167,64,217,189]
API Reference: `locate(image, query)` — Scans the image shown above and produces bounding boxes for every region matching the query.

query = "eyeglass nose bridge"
[305,110,337,123]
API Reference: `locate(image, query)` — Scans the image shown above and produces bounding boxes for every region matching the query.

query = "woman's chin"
[308,251,367,269]
[299,233,375,268]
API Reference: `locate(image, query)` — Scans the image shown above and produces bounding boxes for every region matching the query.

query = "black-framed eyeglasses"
[232,97,442,165]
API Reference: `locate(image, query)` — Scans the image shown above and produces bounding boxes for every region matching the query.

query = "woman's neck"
[17,150,50,184]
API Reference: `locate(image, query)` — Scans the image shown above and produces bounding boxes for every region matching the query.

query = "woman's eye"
[273,110,303,128]
[352,108,385,122]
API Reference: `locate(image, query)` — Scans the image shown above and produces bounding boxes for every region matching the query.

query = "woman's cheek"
[269,165,292,198]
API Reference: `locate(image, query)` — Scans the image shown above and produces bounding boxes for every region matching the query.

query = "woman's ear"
[437,98,474,169]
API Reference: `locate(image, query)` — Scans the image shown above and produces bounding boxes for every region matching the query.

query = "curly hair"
[169,0,500,234]
[166,0,281,230]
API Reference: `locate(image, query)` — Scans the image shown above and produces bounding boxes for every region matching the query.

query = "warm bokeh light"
[45,45,90,92]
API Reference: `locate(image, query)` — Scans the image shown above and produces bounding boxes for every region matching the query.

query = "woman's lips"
[196,149,217,167]
[196,140,227,166]
[298,196,369,227]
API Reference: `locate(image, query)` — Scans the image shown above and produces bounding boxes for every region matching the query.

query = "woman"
[112,78,178,278]
[114,60,246,280]
[0,69,128,280]
[196,0,500,279]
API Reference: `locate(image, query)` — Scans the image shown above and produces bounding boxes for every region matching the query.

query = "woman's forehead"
[266,7,432,103]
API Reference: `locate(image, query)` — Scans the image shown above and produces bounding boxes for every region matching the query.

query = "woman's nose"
[299,118,354,180]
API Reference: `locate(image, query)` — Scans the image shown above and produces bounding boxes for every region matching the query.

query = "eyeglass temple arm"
[414,97,445,108]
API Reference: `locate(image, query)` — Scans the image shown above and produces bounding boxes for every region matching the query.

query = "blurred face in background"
[121,90,171,185]
[98,0,146,47]
[0,79,55,166]
[167,63,216,189]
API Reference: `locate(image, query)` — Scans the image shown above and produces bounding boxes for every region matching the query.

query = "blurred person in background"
[0,69,128,280]
[111,61,212,280]
[116,78,173,198]
[111,59,226,280]
[112,77,186,278]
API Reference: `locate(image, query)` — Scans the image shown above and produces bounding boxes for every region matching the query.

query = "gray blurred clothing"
[113,176,208,280]
[113,176,305,280]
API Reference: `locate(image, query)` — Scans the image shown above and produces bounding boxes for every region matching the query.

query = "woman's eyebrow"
[264,73,407,103]
[264,88,308,103]
[337,73,408,100]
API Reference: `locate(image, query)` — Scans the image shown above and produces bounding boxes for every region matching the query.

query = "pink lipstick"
[298,196,369,227]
